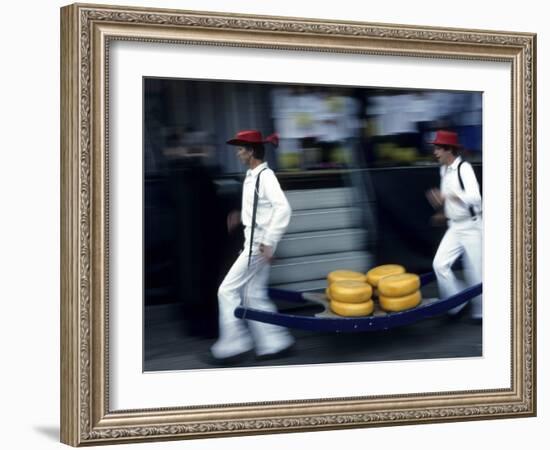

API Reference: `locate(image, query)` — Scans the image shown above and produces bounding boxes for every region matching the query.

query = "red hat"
[428,130,461,148]
[226,130,279,147]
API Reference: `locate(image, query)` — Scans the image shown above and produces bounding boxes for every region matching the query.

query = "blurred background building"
[143,78,482,339]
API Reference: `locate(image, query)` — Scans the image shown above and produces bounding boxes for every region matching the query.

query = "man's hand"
[446,192,463,204]
[259,243,274,263]
[430,211,447,227]
[227,210,241,233]
[426,188,445,209]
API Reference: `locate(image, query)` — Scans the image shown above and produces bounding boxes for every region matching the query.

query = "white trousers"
[211,248,294,359]
[433,219,483,318]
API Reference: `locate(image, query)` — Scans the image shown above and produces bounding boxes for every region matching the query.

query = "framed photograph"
[60,3,536,446]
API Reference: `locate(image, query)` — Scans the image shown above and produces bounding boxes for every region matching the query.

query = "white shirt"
[440,156,482,221]
[241,162,292,248]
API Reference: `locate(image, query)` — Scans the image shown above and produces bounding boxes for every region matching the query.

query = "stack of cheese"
[326,270,374,317]
[365,264,405,298]
[367,265,421,312]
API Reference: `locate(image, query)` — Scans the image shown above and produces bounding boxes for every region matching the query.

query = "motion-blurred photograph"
[143,78,483,371]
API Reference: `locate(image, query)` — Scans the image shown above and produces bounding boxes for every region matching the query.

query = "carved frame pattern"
[61,3,536,446]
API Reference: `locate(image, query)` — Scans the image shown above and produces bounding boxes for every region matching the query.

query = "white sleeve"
[261,171,292,247]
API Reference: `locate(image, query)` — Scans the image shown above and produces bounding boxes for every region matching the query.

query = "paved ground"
[144,289,482,372]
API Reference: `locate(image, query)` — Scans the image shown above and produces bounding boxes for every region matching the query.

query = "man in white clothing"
[426,130,483,320]
[209,130,295,364]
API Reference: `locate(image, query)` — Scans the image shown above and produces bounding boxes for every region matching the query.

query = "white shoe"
[211,333,254,359]
[469,296,482,319]
[447,301,468,316]
[255,334,295,358]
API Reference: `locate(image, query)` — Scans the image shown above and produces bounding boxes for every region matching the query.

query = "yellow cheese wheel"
[327,270,367,285]
[330,299,374,317]
[379,290,422,312]
[378,273,421,297]
[366,264,406,287]
[329,280,372,303]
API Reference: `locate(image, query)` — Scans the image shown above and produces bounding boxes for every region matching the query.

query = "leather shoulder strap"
[457,160,476,218]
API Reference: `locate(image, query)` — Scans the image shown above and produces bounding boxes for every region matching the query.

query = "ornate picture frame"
[60,3,536,446]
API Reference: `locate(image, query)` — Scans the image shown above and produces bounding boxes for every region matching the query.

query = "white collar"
[446,156,462,171]
[247,161,268,177]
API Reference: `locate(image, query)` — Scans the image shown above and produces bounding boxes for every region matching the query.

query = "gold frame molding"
[60,3,536,446]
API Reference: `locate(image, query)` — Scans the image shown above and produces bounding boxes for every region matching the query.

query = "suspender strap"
[248,168,268,267]
[457,160,476,218]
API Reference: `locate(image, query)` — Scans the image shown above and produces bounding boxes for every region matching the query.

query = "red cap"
[428,130,460,148]
[226,130,279,147]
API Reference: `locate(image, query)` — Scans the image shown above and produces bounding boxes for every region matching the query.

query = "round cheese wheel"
[379,290,422,312]
[330,299,374,317]
[378,273,421,297]
[327,270,367,285]
[329,280,372,304]
[366,264,406,287]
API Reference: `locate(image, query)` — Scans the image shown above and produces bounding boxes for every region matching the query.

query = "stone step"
[286,207,360,233]
[286,187,355,211]
[270,278,328,292]
[269,251,372,285]
[276,229,367,258]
